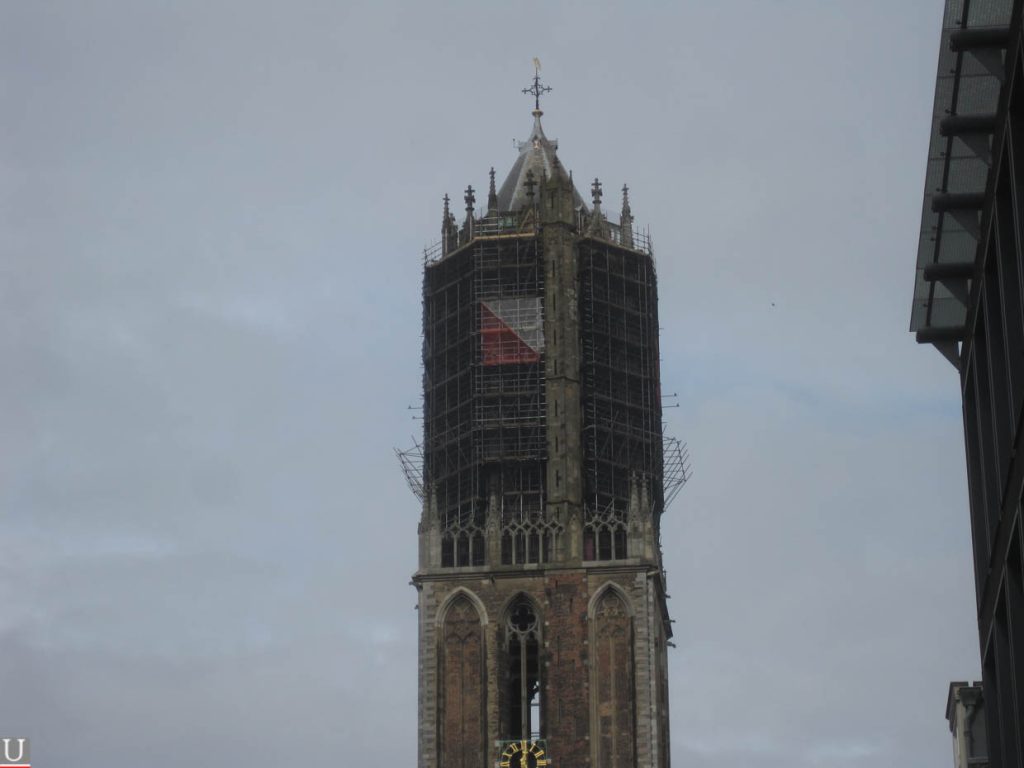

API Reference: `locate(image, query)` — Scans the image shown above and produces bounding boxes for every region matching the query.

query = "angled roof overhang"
[911,0,1012,368]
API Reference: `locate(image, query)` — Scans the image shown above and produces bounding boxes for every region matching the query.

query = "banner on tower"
[480,298,544,365]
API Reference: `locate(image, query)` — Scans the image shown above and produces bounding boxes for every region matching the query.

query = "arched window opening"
[528,532,541,564]
[613,528,626,559]
[442,531,487,567]
[471,532,485,566]
[598,528,612,560]
[503,598,542,740]
[442,536,454,567]
[440,506,486,568]
[583,501,628,561]
[501,527,557,565]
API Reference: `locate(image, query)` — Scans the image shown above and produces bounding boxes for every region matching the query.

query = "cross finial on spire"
[522,58,552,114]
[591,178,603,207]
[464,185,475,213]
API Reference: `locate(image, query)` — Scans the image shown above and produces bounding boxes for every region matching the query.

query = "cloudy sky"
[0,1,977,766]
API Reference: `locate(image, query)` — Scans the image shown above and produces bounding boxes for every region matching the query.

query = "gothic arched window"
[440,596,485,768]
[502,596,542,740]
[592,588,635,768]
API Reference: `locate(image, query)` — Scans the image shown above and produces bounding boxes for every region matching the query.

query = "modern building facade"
[947,681,989,768]
[404,77,687,768]
[912,1,1024,765]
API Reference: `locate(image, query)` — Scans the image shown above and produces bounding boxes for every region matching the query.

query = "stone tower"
[408,78,685,768]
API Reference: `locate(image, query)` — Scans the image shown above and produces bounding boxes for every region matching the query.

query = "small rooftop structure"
[946,681,988,768]
[496,110,587,213]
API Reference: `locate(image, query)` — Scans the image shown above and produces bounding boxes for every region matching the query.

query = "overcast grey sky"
[0,1,975,766]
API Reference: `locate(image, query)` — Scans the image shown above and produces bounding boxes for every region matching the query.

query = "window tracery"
[503,597,542,740]
[501,510,563,565]
[441,508,486,567]
[583,502,627,561]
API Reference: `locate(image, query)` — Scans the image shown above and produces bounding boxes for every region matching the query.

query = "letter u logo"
[2,739,26,762]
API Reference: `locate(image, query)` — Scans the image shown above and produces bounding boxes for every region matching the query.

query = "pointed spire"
[620,184,634,249]
[587,177,610,238]
[495,86,585,213]
[464,185,476,241]
[441,193,453,255]
[487,167,498,214]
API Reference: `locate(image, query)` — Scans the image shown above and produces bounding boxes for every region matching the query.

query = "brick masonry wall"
[416,566,669,768]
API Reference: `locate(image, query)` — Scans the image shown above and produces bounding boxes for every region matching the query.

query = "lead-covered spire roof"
[495,66,586,213]
[495,110,587,213]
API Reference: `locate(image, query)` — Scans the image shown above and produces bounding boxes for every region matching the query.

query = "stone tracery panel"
[593,589,635,768]
[440,596,486,768]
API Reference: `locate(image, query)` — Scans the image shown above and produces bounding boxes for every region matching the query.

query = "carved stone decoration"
[593,590,635,768]
[441,597,485,768]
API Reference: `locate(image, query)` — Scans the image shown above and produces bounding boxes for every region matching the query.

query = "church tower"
[405,69,687,768]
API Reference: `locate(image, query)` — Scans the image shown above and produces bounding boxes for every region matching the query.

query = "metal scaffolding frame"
[403,207,686,568]
[579,238,666,560]
[422,234,549,567]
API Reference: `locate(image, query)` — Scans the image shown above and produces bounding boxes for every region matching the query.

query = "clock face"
[498,740,550,768]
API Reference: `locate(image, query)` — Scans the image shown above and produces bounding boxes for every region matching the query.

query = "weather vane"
[522,57,552,113]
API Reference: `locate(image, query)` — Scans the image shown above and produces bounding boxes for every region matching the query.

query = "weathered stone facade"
[412,98,675,768]
[415,565,671,768]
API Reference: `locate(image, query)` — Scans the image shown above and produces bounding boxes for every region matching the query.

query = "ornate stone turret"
[487,167,498,215]
[587,177,611,239]
[463,185,475,241]
[620,183,634,249]
[441,193,458,256]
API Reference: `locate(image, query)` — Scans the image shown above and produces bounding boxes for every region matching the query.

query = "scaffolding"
[662,435,691,509]
[396,438,425,502]
[405,207,682,568]
[420,232,548,567]
[579,237,666,560]
[607,220,653,256]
